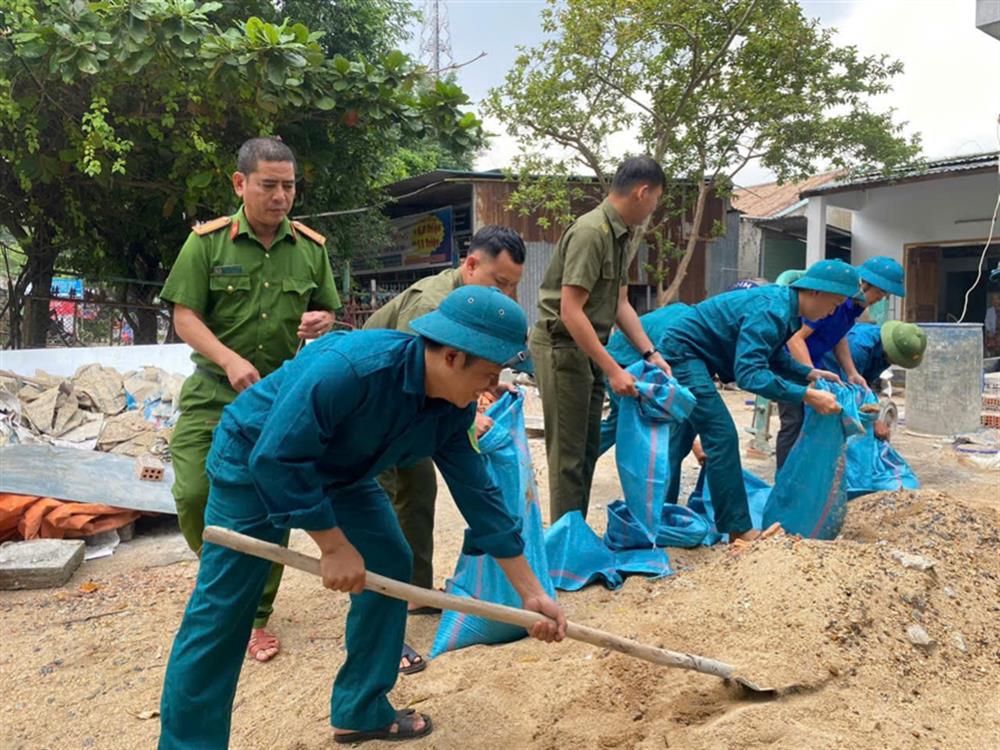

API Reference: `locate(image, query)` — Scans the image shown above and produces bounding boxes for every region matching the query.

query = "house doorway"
[905,242,1000,357]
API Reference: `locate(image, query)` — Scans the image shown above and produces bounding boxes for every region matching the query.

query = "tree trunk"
[660,180,710,305]
[21,252,56,348]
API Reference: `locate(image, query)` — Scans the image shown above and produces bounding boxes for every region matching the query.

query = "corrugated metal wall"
[519,241,556,328]
[706,210,742,296]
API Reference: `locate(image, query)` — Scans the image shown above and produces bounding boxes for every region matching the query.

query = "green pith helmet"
[775,269,806,287]
[880,321,927,369]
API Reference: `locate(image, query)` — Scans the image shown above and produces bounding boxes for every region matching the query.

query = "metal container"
[905,323,983,436]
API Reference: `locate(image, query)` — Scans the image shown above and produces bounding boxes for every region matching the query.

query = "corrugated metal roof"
[380,169,505,197]
[801,151,999,197]
[732,170,845,218]
[380,168,602,197]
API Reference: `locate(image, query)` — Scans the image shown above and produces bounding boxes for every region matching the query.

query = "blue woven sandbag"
[544,511,623,591]
[763,382,866,539]
[603,500,653,550]
[602,501,673,578]
[614,361,696,543]
[845,392,920,499]
[686,468,771,545]
[615,546,673,579]
[656,503,711,548]
[430,390,556,657]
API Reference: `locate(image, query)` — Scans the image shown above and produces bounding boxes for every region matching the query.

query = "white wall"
[0,343,194,378]
[845,171,999,263]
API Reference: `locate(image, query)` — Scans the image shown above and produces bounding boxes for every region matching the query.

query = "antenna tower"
[419,0,453,76]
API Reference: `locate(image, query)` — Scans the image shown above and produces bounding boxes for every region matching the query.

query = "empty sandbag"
[686,468,771,546]
[845,392,919,499]
[763,382,866,539]
[430,390,556,657]
[545,510,623,591]
[614,361,696,543]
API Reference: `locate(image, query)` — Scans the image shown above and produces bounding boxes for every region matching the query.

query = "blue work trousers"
[158,430,412,748]
[664,358,752,535]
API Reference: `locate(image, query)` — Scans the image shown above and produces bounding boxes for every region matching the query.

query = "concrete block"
[0,539,85,589]
[116,521,135,543]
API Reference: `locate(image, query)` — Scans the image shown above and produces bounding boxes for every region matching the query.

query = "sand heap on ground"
[398,489,1000,750]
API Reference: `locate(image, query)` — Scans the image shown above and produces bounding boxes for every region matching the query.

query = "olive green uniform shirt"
[363,267,463,333]
[161,206,341,378]
[534,199,634,345]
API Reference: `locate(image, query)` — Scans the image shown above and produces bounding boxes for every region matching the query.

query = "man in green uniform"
[160,137,341,662]
[364,225,526,674]
[531,156,672,523]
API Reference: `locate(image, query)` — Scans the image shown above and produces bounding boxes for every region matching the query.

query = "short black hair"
[611,156,666,193]
[422,338,480,368]
[468,225,526,264]
[237,137,297,175]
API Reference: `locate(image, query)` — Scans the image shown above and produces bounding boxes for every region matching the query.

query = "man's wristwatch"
[641,348,657,361]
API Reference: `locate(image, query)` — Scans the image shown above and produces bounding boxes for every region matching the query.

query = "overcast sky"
[403,0,1000,187]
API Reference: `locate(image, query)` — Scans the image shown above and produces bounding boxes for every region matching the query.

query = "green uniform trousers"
[159,433,411,748]
[530,333,606,523]
[378,459,438,589]
[170,372,286,628]
[664,358,753,535]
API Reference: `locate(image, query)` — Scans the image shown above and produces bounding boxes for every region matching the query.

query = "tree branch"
[590,70,667,130]
[425,51,487,77]
[660,0,760,135]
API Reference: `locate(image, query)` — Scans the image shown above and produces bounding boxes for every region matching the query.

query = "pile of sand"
[395,489,999,749]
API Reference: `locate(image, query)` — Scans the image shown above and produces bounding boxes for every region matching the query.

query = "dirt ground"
[2,389,998,750]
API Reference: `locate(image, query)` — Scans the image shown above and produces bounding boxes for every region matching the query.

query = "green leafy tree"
[486,0,920,302]
[0,0,482,346]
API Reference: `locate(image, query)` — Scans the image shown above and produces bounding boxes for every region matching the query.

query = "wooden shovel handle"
[202,526,736,680]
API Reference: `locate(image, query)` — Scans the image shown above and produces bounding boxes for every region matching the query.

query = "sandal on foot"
[408,587,444,616]
[247,628,280,662]
[333,708,433,744]
[398,643,426,675]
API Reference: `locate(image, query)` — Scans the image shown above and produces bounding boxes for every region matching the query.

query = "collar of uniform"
[446,266,464,289]
[402,336,426,395]
[232,206,294,247]
[600,199,630,239]
[784,285,801,325]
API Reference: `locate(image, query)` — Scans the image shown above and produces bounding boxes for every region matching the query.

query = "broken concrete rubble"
[0,363,182,455]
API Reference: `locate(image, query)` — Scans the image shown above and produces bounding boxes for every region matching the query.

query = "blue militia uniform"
[159,331,524,748]
[821,322,889,387]
[657,286,812,534]
[776,298,866,468]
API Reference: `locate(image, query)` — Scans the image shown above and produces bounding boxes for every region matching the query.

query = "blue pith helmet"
[858,255,905,297]
[790,259,861,298]
[409,286,533,372]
